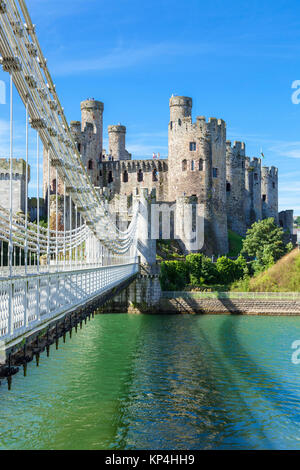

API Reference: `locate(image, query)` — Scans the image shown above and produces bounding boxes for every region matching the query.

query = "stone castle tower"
[108,125,131,161]
[43,98,104,198]
[168,96,228,254]
[0,159,30,214]
[41,94,292,255]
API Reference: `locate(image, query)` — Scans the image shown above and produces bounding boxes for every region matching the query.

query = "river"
[1,314,300,450]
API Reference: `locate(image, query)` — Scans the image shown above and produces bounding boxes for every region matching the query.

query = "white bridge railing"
[0,261,139,346]
[0,0,143,353]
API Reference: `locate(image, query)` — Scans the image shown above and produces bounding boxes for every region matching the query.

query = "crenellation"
[261,165,278,222]
[40,94,285,256]
[0,158,30,214]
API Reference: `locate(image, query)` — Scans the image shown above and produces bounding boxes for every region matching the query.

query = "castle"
[0,158,30,214]
[3,94,290,256]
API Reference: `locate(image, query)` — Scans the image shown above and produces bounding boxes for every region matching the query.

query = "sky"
[0,0,300,213]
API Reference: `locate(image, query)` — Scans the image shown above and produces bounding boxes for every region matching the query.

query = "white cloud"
[52,41,215,76]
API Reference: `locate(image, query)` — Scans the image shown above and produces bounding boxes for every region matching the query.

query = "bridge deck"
[0,262,139,351]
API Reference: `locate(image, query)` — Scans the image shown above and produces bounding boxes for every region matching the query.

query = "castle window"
[152,169,158,182]
[189,142,196,151]
[123,171,128,183]
[199,159,203,171]
[99,170,102,177]
[254,173,258,181]
[88,160,93,170]
[213,168,218,178]
[182,160,187,171]
[108,171,113,184]
[262,194,266,202]
[191,160,195,171]
[226,182,231,192]
[272,182,275,188]
[52,179,57,193]
[137,169,143,182]
[77,143,81,153]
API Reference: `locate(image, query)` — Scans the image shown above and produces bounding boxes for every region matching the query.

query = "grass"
[228,229,244,257]
[156,240,185,260]
[232,248,300,292]
[187,283,230,292]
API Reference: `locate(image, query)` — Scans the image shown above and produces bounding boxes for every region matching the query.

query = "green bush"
[228,229,244,257]
[160,260,189,291]
[242,218,285,271]
[186,253,219,286]
[216,255,245,284]
[160,253,247,291]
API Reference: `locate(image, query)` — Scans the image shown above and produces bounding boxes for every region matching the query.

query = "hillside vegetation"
[232,249,300,292]
[228,229,244,257]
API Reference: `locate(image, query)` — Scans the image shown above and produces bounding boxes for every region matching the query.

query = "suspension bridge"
[0,0,152,386]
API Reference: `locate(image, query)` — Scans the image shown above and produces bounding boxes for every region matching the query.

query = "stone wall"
[99,289,300,316]
[226,141,246,236]
[41,94,283,257]
[99,273,162,313]
[100,159,169,201]
[168,96,228,255]
[245,157,262,226]
[0,158,29,213]
[158,297,300,315]
[262,166,279,223]
[279,209,294,234]
[108,125,131,161]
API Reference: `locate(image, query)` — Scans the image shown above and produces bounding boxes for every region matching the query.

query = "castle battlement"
[80,99,104,112]
[0,158,30,214]
[101,159,168,172]
[0,158,30,179]
[262,166,278,178]
[107,124,131,161]
[226,140,246,159]
[245,157,261,169]
[70,121,81,132]
[170,114,226,141]
[43,94,286,256]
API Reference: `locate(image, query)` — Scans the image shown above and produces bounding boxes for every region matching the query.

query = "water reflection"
[1,314,300,449]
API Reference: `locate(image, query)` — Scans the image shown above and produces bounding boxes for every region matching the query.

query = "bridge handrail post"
[36,276,40,324]
[8,280,14,337]
[24,279,28,328]
[47,274,50,316]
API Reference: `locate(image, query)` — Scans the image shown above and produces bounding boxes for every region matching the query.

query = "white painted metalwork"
[0,262,138,345]
[0,0,142,350]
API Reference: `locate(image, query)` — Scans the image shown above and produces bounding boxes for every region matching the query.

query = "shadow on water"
[110,315,273,449]
[191,318,273,449]
[217,297,300,423]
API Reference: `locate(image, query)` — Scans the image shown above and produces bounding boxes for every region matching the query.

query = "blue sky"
[0,0,300,213]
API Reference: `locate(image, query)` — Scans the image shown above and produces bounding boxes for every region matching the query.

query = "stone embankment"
[100,281,300,315]
[158,296,300,315]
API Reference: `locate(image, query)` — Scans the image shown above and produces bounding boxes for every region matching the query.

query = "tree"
[186,253,219,285]
[216,255,246,284]
[242,218,285,270]
[160,260,188,291]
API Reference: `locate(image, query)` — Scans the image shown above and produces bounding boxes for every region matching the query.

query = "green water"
[1,314,300,450]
